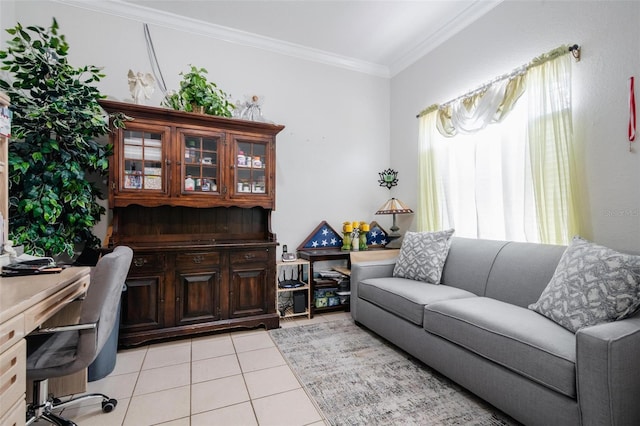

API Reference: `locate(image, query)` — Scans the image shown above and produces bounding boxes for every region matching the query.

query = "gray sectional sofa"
[350,236,640,426]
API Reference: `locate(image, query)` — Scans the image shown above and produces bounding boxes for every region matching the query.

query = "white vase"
[351,234,359,251]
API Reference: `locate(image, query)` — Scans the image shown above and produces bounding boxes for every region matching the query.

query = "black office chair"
[25,246,133,426]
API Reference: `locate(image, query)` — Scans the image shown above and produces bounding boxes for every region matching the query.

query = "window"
[418,51,579,245]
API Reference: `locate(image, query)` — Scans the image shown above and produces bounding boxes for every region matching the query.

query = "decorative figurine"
[128,70,155,105]
[235,94,269,122]
[378,169,399,189]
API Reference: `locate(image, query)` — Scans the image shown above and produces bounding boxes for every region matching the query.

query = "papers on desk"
[2,257,63,276]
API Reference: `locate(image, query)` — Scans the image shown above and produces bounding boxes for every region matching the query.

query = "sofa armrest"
[350,259,396,321]
[576,316,640,426]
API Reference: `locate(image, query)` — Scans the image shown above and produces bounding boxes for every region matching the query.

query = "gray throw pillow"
[392,229,455,284]
[529,236,640,333]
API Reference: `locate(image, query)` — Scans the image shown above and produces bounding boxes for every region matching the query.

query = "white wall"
[1,1,391,255]
[5,1,639,254]
[391,0,640,252]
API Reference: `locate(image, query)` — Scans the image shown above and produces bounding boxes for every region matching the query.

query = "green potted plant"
[162,65,234,117]
[0,18,126,257]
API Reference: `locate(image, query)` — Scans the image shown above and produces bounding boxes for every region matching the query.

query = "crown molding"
[53,0,391,78]
[54,0,501,79]
[389,0,503,77]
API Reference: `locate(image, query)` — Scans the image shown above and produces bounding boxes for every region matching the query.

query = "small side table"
[276,259,311,320]
[297,249,350,317]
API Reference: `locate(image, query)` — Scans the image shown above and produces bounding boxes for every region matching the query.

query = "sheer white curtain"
[420,97,538,241]
[417,47,579,244]
[527,53,580,244]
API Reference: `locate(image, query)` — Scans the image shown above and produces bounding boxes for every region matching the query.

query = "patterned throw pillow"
[392,229,455,284]
[529,236,640,333]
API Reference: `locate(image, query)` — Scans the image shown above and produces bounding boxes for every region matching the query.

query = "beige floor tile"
[84,371,138,400]
[123,385,190,426]
[192,333,235,361]
[191,374,250,414]
[191,401,258,426]
[230,328,267,337]
[142,340,191,370]
[111,346,147,376]
[244,364,301,399]
[155,417,191,426]
[192,353,241,383]
[237,346,286,373]
[232,330,275,353]
[134,362,191,395]
[253,388,323,426]
[59,397,129,426]
[99,315,327,426]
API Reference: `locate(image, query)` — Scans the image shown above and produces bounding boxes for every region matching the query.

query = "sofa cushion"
[359,277,476,326]
[393,229,455,284]
[424,297,577,398]
[529,236,640,333]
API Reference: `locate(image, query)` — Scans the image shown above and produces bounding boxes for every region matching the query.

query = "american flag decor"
[298,221,343,250]
[366,221,389,247]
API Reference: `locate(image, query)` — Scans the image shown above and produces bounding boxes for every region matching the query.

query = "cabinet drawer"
[231,250,269,265]
[176,252,220,269]
[0,315,24,355]
[129,253,164,274]
[0,397,25,426]
[0,339,26,420]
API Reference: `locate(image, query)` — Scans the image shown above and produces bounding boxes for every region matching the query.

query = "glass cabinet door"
[232,136,269,196]
[180,130,223,195]
[121,129,165,193]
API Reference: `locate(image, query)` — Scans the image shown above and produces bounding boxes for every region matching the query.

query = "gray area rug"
[270,319,519,426]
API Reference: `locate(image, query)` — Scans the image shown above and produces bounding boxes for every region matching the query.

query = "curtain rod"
[416,44,580,118]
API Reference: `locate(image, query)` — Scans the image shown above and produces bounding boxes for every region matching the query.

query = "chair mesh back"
[80,246,133,354]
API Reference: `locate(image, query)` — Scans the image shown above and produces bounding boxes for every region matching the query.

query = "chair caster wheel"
[102,398,117,413]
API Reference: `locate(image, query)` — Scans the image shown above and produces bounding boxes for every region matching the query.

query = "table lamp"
[375,197,413,239]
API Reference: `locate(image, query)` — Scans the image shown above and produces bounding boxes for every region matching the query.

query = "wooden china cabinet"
[100,100,284,347]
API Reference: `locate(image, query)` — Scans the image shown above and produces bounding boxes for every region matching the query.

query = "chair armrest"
[350,259,396,321]
[576,316,640,426]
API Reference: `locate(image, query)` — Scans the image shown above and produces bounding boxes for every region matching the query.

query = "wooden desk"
[0,267,90,426]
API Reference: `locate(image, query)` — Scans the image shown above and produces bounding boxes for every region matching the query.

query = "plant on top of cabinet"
[0,18,127,257]
[162,65,235,117]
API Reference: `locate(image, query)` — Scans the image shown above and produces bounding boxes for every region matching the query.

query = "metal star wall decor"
[378,169,399,189]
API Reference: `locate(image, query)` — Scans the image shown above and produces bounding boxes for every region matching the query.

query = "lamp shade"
[375,198,413,215]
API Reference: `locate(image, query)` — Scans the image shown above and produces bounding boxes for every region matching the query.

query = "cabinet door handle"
[133,258,147,267]
[244,253,255,260]
[193,255,203,264]
[176,161,182,166]
[222,186,227,194]
[165,159,171,166]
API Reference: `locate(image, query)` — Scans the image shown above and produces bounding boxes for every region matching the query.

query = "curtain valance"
[417,44,577,138]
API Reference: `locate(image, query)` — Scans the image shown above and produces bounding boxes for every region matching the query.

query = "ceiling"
[61,0,503,77]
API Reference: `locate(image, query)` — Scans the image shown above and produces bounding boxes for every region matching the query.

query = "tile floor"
[48,312,350,426]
